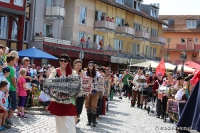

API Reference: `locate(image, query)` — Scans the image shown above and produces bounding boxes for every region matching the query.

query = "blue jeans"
[9,91,17,110]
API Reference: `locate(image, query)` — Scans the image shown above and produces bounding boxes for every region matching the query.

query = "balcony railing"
[150,36,166,44]
[194,45,200,50]
[34,36,71,45]
[135,31,150,40]
[116,26,135,37]
[94,21,116,32]
[45,6,65,19]
[176,44,186,50]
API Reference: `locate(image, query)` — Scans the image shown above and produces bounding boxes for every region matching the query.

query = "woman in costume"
[85,61,101,127]
[72,59,85,124]
[48,54,77,133]
[175,74,194,101]
[162,72,177,122]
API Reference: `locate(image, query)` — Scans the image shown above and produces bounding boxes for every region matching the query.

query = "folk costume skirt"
[55,116,76,133]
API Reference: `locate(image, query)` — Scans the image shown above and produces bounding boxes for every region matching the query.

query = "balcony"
[176,44,186,50]
[150,36,166,45]
[34,36,70,45]
[115,26,135,37]
[134,31,150,41]
[45,6,65,19]
[94,21,116,32]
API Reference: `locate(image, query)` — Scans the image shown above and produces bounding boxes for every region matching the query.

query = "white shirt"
[39,91,50,102]
[133,74,146,90]
[175,89,185,100]
[30,68,37,76]
[0,75,10,90]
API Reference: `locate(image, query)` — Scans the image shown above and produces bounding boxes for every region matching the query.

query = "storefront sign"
[111,56,128,64]
[111,56,118,63]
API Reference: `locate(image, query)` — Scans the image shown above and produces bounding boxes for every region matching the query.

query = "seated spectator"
[101,13,105,21]
[106,16,110,21]
[110,17,115,22]
[39,91,50,111]
[125,22,129,27]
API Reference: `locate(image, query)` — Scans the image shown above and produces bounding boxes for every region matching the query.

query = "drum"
[82,77,92,95]
[167,88,179,99]
[43,75,82,102]
[167,99,186,122]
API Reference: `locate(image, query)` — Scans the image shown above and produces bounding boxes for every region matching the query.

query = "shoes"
[156,116,160,118]
[2,124,11,129]
[76,119,80,124]
[118,97,122,99]
[6,119,12,125]
[20,114,28,118]
[17,112,21,116]
[144,106,146,110]
[140,104,143,109]
[0,126,6,131]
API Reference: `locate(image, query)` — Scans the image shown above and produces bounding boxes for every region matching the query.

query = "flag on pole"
[156,58,166,76]
[173,65,178,75]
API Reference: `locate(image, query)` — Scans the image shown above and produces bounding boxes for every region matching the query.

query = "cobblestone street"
[2,96,176,133]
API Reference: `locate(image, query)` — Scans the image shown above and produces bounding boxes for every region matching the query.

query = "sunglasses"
[88,64,93,66]
[25,60,30,62]
[59,59,68,63]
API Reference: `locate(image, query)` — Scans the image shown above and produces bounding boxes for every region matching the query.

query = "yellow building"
[59,0,167,71]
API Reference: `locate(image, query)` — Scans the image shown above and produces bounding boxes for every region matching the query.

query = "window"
[0,15,8,38]
[180,54,187,60]
[187,20,196,28]
[151,8,158,18]
[14,0,23,6]
[11,20,18,40]
[167,38,171,43]
[116,17,124,26]
[151,28,158,36]
[133,1,140,11]
[153,48,156,58]
[78,31,85,42]
[114,39,123,52]
[0,0,10,3]
[24,21,29,42]
[149,47,152,57]
[162,20,168,28]
[27,0,31,3]
[134,23,141,31]
[195,38,198,43]
[181,38,185,43]
[95,11,106,21]
[133,43,140,54]
[43,23,52,37]
[93,35,103,46]
[115,0,124,4]
[80,6,87,25]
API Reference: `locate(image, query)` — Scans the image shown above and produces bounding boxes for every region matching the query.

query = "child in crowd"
[0,81,9,131]
[0,67,11,129]
[17,68,30,118]
[39,91,50,111]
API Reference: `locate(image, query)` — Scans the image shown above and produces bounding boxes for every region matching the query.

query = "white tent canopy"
[129,61,194,73]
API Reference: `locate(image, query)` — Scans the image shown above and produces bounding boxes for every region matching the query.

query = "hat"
[88,61,94,65]
[47,64,51,67]
[2,67,10,73]
[157,72,162,76]
[177,76,185,80]
[58,54,71,62]
[185,74,194,82]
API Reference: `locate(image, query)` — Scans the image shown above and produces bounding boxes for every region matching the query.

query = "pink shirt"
[17,77,27,96]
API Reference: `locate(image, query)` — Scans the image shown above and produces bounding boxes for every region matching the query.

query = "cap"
[185,74,194,82]
[58,54,71,62]
[177,76,185,80]
[2,67,10,73]
[157,72,162,76]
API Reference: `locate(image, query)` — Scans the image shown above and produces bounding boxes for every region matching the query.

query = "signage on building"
[111,56,145,64]
[111,56,118,63]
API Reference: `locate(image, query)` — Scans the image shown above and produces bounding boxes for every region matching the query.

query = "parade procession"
[1,0,200,133]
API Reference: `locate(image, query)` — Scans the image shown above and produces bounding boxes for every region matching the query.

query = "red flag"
[156,58,166,76]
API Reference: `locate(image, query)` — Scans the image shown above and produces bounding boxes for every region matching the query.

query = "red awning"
[185,61,200,69]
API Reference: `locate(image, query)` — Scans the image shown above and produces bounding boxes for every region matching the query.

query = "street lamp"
[181,50,186,76]
[167,38,170,62]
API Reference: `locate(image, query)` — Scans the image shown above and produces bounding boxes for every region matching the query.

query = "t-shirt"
[17,77,27,96]
[30,68,37,76]
[39,91,50,102]
[0,91,6,110]
[6,66,16,91]
[122,74,133,85]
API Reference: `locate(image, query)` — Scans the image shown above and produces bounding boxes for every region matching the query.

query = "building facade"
[160,15,200,64]
[26,0,166,72]
[0,0,27,50]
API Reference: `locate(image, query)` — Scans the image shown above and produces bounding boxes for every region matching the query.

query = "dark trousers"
[162,96,168,118]
[122,85,128,97]
[97,96,103,118]
[76,96,85,116]
[156,98,162,116]
[131,90,141,106]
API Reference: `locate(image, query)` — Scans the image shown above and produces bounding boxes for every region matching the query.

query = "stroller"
[146,86,156,114]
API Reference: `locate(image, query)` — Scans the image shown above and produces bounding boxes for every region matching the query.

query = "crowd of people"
[0,41,198,132]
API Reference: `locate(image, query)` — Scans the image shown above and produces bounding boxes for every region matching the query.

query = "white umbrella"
[129,61,159,68]
[178,65,194,73]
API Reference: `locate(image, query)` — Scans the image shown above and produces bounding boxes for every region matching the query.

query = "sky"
[143,0,200,15]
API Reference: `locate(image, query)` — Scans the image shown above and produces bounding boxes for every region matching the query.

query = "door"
[192,54,197,61]
[187,38,193,50]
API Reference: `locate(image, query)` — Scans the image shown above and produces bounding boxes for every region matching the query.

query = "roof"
[100,0,168,26]
[159,15,200,33]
